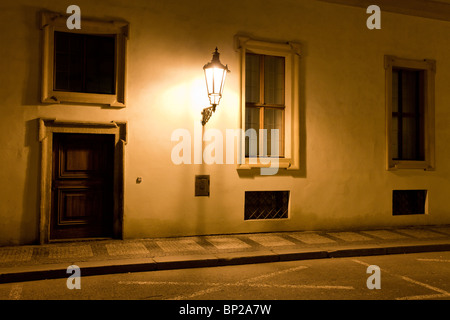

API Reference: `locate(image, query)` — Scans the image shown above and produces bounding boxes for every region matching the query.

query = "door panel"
[56,187,99,224]
[51,133,114,240]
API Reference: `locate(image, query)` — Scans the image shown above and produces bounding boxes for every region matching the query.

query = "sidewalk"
[1,225,450,283]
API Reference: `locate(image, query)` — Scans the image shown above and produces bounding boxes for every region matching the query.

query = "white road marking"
[350,259,372,268]
[417,258,450,263]
[246,283,354,290]
[173,265,311,299]
[396,293,449,300]
[171,265,310,300]
[119,280,354,291]
[119,264,354,300]
[397,275,450,296]
[351,258,450,300]
[241,265,308,283]
[8,284,22,300]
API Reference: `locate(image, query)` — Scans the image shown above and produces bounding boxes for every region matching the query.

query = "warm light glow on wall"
[160,76,210,119]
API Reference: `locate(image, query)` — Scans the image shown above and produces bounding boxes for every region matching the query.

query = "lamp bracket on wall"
[201,105,216,126]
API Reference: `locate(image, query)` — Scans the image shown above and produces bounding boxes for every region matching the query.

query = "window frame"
[385,55,436,171]
[40,11,128,107]
[236,36,301,171]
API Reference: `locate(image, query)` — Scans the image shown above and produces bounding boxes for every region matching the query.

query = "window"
[54,32,116,94]
[391,69,424,161]
[245,53,285,157]
[392,190,427,215]
[244,191,289,220]
[236,36,301,171]
[40,11,128,107]
[385,56,436,170]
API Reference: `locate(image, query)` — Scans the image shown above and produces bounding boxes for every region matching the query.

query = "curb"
[1,242,450,284]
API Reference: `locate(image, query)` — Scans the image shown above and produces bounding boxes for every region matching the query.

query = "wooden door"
[50,133,115,240]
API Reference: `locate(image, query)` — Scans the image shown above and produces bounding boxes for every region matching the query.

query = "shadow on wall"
[22,119,40,245]
[21,6,43,107]
[20,7,43,244]
[194,125,208,236]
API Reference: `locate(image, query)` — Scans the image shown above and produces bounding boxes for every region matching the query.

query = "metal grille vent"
[393,190,427,215]
[244,191,289,220]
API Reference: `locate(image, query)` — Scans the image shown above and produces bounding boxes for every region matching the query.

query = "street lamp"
[202,47,230,126]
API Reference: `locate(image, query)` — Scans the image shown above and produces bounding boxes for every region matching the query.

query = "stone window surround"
[40,11,129,107]
[384,55,436,171]
[235,36,302,171]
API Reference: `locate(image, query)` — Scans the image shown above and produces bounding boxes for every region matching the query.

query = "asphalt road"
[1,251,449,301]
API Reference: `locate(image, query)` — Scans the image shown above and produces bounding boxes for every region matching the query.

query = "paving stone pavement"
[0,225,450,283]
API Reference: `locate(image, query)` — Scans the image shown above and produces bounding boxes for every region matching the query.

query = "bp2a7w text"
[179,304,272,317]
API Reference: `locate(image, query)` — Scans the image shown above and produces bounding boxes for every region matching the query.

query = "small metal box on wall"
[195,175,210,197]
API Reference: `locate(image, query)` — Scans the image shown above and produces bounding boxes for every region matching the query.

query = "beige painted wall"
[0,0,449,245]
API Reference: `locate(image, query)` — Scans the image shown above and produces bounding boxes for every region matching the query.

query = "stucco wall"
[0,0,449,245]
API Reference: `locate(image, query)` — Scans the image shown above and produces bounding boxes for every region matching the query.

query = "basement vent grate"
[392,190,427,215]
[244,191,289,220]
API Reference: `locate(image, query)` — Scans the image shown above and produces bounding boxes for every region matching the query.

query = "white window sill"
[237,158,296,170]
[388,160,435,171]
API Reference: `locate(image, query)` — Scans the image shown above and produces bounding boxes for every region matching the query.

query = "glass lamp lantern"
[202,48,230,126]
